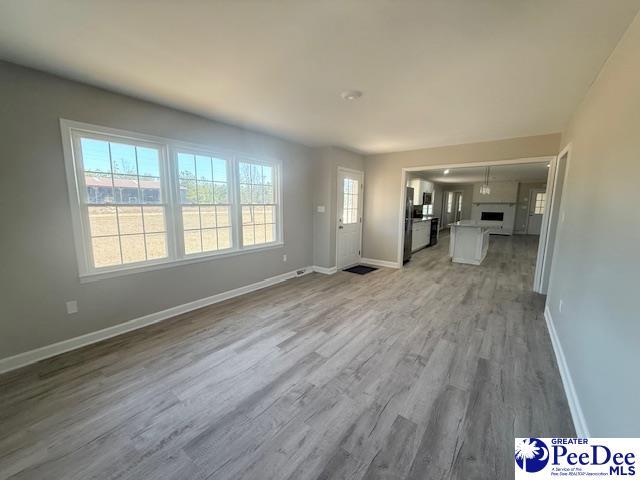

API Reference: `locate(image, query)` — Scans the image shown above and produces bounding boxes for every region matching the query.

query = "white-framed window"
[446,192,453,213]
[61,120,282,280]
[341,178,360,224]
[239,160,278,246]
[534,192,546,214]
[73,133,171,270]
[176,150,233,255]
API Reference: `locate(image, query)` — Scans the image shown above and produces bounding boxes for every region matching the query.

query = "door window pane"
[342,178,359,225]
[534,192,546,214]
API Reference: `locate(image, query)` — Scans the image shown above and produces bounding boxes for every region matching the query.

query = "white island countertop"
[449,220,498,229]
[449,221,491,265]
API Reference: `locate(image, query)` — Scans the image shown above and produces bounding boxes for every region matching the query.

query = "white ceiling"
[1,1,638,153]
[414,162,550,184]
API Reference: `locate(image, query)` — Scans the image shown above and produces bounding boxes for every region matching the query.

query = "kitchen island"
[448,220,492,265]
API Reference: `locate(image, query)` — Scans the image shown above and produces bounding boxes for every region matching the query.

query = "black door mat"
[343,265,378,275]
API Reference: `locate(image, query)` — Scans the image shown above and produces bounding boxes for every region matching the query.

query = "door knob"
[338,226,344,229]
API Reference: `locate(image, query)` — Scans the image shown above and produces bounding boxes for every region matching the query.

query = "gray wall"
[0,61,315,359]
[547,13,640,436]
[312,147,364,268]
[362,134,561,262]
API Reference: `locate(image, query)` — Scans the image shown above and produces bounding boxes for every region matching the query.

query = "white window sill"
[78,241,284,283]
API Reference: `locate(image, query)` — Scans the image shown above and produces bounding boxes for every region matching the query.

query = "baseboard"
[0,266,314,374]
[312,265,337,275]
[544,305,590,437]
[360,258,401,269]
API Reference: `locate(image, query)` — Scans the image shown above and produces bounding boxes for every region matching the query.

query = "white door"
[527,188,546,235]
[337,169,364,269]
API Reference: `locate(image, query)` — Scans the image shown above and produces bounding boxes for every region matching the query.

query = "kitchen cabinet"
[411,220,431,252]
[409,179,433,205]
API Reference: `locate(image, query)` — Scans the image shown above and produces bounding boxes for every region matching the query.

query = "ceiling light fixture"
[444,169,450,175]
[480,166,491,195]
[341,90,363,101]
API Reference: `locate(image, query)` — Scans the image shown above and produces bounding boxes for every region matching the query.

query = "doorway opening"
[441,190,464,231]
[398,155,566,292]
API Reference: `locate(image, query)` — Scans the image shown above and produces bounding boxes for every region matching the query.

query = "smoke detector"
[341,90,363,101]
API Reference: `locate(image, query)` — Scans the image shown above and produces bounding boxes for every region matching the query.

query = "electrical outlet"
[317,205,325,213]
[66,300,78,314]
[559,300,564,313]
[283,254,287,262]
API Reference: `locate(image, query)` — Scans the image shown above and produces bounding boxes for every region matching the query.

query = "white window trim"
[237,156,284,248]
[172,146,237,259]
[60,119,284,282]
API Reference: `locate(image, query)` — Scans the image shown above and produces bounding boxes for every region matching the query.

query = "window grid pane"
[534,192,546,214]
[239,161,277,247]
[80,136,168,268]
[181,204,232,255]
[82,138,162,205]
[178,153,232,255]
[342,178,359,225]
[87,205,168,266]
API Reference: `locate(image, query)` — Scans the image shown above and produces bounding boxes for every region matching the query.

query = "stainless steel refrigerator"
[403,187,414,263]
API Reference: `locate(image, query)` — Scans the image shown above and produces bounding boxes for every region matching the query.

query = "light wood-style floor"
[0,234,574,480]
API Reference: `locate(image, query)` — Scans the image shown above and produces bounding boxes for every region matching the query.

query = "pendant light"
[480,166,491,195]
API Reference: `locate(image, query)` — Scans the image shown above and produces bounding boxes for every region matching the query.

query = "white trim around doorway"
[396,156,556,271]
[533,144,572,293]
